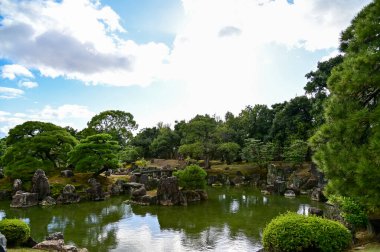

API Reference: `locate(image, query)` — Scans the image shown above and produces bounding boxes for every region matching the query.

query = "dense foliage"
[174,164,207,190]
[2,121,78,180]
[262,212,351,252]
[329,195,368,229]
[68,133,120,176]
[310,1,380,210]
[0,218,31,245]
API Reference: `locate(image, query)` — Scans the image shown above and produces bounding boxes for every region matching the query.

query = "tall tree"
[2,121,78,180]
[84,110,137,146]
[130,127,159,158]
[311,1,380,210]
[150,126,180,159]
[68,134,120,176]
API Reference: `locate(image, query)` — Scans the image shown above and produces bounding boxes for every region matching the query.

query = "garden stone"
[86,178,105,201]
[46,232,64,240]
[10,191,38,208]
[40,196,56,206]
[12,179,22,194]
[156,176,186,206]
[60,170,74,178]
[31,169,51,200]
[308,207,323,217]
[0,232,6,252]
[57,184,80,204]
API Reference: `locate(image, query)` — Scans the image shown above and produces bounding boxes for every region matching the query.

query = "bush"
[262,212,351,252]
[173,164,207,190]
[328,195,368,229]
[0,219,31,245]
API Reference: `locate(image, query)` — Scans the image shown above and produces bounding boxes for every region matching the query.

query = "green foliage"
[118,145,140,164]
[283,139,308,165]
[173,164,207,190]
[135,158,148,168]
[329,195,368,229]
[241,139,274,167]
[178,142,204,160]
[84,110,137,146]
[68,133,120,176]
[262,212,351,252]
[2,121,78,180]
[130,127,159,158]
[150,126,179,159]
[0,219,31,245]
[217,142,240,164]
[310,1,380,210]
[239,105,274,142]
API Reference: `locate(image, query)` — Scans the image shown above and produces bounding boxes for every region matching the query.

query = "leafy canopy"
[68,133,120,176]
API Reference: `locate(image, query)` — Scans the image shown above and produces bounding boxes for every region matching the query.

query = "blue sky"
[0,0,372,136]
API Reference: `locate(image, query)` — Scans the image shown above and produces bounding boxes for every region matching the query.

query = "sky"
[0,0,372,137]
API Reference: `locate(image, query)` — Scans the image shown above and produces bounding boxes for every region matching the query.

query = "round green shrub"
[173,164,207,190]
[0,218,31,245]
[262,212,351,252]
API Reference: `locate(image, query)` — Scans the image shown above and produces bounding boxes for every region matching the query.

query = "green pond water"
[0,187,323,252]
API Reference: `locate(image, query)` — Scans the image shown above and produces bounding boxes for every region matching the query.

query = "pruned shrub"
[262,212,351,252]
[0,218,31,245]
[173,164,207,190]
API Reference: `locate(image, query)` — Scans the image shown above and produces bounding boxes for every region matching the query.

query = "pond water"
[0,187,322,252]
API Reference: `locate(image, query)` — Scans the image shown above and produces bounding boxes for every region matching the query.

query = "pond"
[0,187,323,252]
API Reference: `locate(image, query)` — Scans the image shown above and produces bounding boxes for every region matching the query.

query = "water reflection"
[0,187,322,252]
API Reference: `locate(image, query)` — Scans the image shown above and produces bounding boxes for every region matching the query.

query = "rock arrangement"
[0,232,6,252]
[33,232,87,252]
[86,178,105,201]
[56,184,80,204]
[31,169,51,200]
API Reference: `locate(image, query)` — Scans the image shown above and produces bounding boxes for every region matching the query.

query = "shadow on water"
[0,187,323,252]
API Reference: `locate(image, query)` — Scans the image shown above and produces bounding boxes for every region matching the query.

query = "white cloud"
[1,64,34,80]
[19,80,39,89]
[0,0,169,86]
[0,104,95,136]
[0,87,24,99]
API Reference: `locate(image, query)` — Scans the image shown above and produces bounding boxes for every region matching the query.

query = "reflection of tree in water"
[0,197,127,252]
[132,187,309,250]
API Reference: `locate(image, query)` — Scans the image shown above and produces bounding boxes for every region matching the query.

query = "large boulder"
[131,186,146,200]
[40,196,56,206]
[60,170,74,178]
[31,169,50,200]
[0,232,6,252]
[56,184,80,204]
[311,187,327,202]
[10,191,38,208]
[156,176,186,206]
[12,179,22,194]
[34,232,88,252]
[86,178,105,201]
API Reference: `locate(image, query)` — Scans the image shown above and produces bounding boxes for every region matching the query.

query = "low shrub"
[0,219,31,245]
[262,212,351,252]
[173,164,207,190]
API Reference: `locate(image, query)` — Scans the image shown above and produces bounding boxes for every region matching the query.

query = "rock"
[60,170,74,178]
[86,178,105,201]
[33,239,65,251]
[261,190,271,195]
[40,196,56,206]
[231,176,244,186]
[57,184,80,204]
[182,190,201,203]
[301,177,318,190]
[308,207,323,217]
[140,174,149,185]
[156,176,186,206]
[13,179,22,194]
[284,190,296,198]
[273,180,287,195]
[145,178,159,191]
[31,169,51,200]
[108,180,124,196]
[10,191,38,208]
[0,168,4,179]
[0,232,6,252]
[311,187,327,202]
[195,189,208,201]
[46,232,64,240]
[131,186,146,199]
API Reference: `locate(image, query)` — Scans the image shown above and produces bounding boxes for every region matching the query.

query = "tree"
[150,126,179,159]
[2,121,78,180]
[217,142,240,164]
[283,140,308,166]
[173,164,207,190]
[178,142,204,160]
[304,55,344,129]
[68,134,120,176]
[118,145,140,164]
[130,127,159,158]
[310,1,380,210]
[241,139,274,167]
[85,110,137,146]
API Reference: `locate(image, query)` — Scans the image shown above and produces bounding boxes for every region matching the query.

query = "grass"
[8,249,46,252]
[350,243,380,252]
